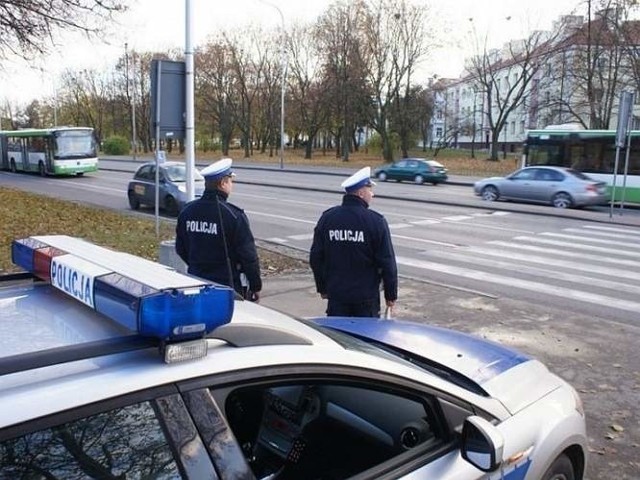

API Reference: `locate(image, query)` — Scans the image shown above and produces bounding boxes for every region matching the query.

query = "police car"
[0,236,587,480]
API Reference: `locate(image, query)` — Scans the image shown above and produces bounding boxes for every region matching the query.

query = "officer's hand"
[248,291,260,303]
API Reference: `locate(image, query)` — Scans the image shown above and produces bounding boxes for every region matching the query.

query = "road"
[2,165,639,326]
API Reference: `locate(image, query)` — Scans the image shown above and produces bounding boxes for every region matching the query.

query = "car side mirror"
[460,416,504,472]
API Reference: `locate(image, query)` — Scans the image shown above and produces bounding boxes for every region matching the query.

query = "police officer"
[175,158,262,301]
[310,166,398,317]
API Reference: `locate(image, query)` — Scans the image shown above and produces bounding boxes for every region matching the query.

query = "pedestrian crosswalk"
[399,224,640,316]
[267,221,640,318]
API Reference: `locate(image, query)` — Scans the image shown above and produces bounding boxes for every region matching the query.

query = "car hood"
[312,317,563,414]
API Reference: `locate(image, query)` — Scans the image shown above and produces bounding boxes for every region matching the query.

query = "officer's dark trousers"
[327,297,380,317]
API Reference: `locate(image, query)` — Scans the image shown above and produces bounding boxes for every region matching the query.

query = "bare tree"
[196,41,238,155]
[362,0,433,162]
[0,0,125,60]
[316,0,370,162]
[558,0,635,128]
[288,24,331,159]
[223,27,269,158]
[467,21,563,160]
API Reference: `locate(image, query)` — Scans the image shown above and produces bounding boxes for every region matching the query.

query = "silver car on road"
[474,166,609,208]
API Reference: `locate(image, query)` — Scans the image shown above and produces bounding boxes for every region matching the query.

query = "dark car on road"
[473,166,609,208]
[374,158,448,185]
[127,161,205,216]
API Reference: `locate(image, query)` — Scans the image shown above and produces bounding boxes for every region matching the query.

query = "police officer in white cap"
[310,166,397,317]
[175,158,262,301]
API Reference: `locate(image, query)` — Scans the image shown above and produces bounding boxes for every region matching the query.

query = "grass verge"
[0,186,307,275]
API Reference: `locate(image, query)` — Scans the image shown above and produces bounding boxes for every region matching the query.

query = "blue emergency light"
[11,235,235,342]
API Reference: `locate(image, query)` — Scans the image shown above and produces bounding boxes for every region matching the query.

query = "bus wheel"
[76,172,84,177]
[552,192,573,208]
[165,196,179,216]
[38,162,46,177]
[128,191,140,210]
[481,185,499,201]
[10,159,16,173]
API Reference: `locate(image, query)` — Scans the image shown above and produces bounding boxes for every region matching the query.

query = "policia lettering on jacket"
[175,158,262,301]
[310,166,398,317]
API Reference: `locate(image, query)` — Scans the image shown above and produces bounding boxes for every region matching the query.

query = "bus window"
[28,138,46,152]
[527,144,561,166]
[54,132,97,159]
[7,139,21,152]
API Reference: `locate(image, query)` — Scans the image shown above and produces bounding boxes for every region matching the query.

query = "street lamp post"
[124,42,138,161]
[259,0,286,169]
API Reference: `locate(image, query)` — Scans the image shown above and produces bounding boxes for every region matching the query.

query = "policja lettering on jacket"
[186,220,218,235]
[328,229,365,242]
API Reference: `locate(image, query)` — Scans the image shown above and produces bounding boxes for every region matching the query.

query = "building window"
[436,127,443,138]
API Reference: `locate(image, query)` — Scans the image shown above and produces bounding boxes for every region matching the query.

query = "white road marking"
[426,249,640,294]
[540,232,640,249]
[395,256,640,313]
[512,236,640,258]
[488,241,640,269]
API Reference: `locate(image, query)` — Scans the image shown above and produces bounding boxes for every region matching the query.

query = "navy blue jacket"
[309,195,398,303]
[175,190,262,294]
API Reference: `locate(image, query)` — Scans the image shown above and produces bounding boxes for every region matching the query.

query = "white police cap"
[341,166,376,192]
[200,158,235,180]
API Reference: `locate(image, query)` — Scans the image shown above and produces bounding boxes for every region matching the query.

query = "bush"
[102,136,130,155]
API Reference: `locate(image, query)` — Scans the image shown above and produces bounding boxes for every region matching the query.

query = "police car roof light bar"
[11,235,235,342]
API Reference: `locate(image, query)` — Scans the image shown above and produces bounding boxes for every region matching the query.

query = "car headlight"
[178,185,186,193]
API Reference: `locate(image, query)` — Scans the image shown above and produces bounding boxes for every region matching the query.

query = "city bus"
[524,126,640,203]
[0,127,98,176]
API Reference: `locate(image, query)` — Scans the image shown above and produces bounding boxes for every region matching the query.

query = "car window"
[510,169,537,181]
[395,160,408,168]
[426,160,443,168]
[0,401,183,479]
[165,164,205,182]
[407,160,419,168]
[135,165,153,181]
[220,380,446,479]
[536,169,564,181]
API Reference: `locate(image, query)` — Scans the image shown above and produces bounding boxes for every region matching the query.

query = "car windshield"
[164,164,204,182]
[303,320,485,394]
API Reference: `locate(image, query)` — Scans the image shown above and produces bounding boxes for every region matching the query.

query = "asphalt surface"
[150,158,640,480]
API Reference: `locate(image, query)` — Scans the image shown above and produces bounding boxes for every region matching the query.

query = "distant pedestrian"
[175,158,262,301]
[310,166,398,317]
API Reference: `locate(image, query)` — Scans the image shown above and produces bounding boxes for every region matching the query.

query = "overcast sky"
[0,0,583,106]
